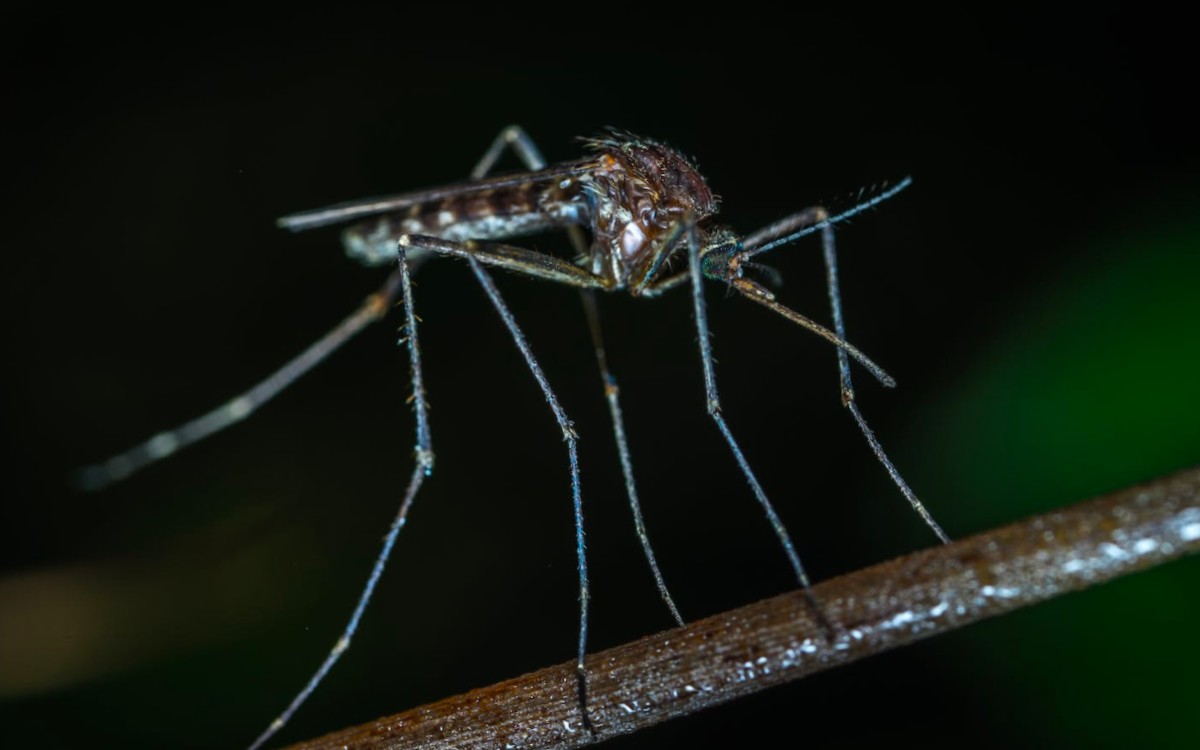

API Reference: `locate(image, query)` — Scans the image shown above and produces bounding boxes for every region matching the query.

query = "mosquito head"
[698,226,742,281]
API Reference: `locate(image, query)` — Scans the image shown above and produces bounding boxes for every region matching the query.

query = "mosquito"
[78,127,950,749]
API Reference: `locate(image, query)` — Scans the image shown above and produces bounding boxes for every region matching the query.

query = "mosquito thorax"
[583,133,720,284]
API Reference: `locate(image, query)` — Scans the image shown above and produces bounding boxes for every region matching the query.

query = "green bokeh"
[910,217,1199,747]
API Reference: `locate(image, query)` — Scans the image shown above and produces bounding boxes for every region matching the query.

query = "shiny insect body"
[81,127,948,749]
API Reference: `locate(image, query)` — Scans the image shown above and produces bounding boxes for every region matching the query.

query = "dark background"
[3,7,1197,749]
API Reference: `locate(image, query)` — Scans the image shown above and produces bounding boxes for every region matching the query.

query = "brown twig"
[285,466,1200,750]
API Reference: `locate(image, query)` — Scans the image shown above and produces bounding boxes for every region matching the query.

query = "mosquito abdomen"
[343,181,588,266]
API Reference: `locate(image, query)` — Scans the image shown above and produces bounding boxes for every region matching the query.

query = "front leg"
[736,185,948,543]
[683,216,812,590]
[814,220,950,542]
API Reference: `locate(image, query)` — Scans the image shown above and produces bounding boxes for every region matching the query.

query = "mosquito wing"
[276,160,598,232]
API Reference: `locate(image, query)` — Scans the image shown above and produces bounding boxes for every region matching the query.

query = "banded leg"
[247,247,434,750]
[76,271,404,491]
[738,193,948,542]
[473,125,684,626]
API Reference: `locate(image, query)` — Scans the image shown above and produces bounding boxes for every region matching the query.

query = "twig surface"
[285,466,1200,750]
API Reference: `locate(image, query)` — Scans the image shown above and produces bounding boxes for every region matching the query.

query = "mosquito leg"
[467,127,685,627]
[395,230,594,728]
[76,271,404,491]
[732,181,948,542]
[247,248,433,750]
[471,124,549,178]
[468,250,592,729]
[580,289,684,626]
[684,219,812,591]
[816,219,950,543]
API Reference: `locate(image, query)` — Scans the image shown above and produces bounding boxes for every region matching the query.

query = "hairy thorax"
[582,134,720,288]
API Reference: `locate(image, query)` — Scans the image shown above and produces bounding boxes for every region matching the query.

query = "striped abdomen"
[342,179,589,266]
